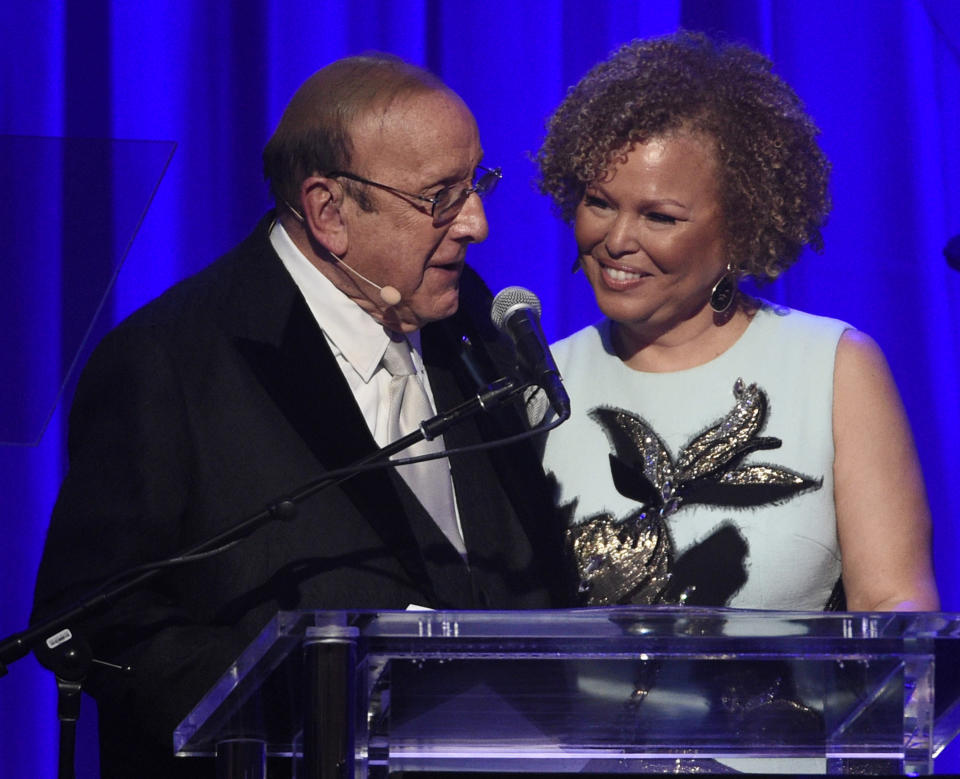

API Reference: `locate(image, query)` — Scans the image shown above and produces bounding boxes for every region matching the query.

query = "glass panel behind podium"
[0,134,175,446]
[175,608,960,776]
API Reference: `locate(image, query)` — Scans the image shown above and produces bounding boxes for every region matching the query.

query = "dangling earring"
[709,263,738,313]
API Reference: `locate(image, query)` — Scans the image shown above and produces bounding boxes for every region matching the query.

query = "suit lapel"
[224,219,475,606]
[421,316,509,560]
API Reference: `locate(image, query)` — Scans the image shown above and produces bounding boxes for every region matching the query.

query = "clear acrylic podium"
[174,608,960,777]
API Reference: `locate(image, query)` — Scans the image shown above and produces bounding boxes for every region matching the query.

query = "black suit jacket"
[32,215,567,777]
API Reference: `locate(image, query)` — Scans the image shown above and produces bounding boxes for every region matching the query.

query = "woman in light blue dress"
[536,32,938,613]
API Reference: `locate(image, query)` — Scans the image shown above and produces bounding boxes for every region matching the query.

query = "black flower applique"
[567,379,822,606]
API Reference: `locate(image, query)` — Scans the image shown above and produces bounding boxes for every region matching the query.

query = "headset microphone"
[280,198,402,306]
[379,286,402,306]
[330,251,402,306]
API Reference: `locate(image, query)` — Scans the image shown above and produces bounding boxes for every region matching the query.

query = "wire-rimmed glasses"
[328,165,502,223]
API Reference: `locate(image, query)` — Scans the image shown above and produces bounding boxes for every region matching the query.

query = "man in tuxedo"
[32,55,567,778]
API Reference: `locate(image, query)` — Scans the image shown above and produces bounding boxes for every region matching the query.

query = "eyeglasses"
[327,165,502,223]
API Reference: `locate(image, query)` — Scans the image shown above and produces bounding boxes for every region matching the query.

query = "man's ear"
[300,175,348,257]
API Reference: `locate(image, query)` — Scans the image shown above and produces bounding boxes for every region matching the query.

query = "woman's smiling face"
[574,131,729,339]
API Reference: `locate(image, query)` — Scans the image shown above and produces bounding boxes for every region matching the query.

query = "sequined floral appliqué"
[567,379,821,606]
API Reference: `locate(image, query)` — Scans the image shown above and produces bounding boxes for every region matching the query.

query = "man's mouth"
[429,258,465,273]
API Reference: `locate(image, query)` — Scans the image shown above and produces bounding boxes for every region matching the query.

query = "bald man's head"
[263,54,454,212]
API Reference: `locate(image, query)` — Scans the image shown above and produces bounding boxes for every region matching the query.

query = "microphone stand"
[0,376,524,779]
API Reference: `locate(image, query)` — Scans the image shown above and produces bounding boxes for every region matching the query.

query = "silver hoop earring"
[709,264,738,313]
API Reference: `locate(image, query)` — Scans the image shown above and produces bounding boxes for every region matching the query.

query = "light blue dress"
[543,302,850,611]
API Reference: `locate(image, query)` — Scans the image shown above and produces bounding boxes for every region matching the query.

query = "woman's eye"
[646,212,677,224]
[584,194,610,209]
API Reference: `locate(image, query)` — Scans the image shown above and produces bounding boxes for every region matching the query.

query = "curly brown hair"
[536,31,831,281]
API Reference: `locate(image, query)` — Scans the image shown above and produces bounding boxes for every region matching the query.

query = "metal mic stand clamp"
[32,626,131,779]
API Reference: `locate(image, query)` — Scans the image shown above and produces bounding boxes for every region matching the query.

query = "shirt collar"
[269,220,397,382]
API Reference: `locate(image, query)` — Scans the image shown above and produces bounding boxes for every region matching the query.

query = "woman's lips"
[597,259,652,289]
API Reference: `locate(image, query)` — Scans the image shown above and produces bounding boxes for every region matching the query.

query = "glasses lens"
[474,168,501,197]
[433,168,501,222]
[434,185,466,221]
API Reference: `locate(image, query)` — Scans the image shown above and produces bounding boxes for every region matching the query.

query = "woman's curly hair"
[536,31,831,282]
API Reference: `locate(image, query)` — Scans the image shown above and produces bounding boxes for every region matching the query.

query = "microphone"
[278,199,402,305]
[945,234,960,271]
[331,252,402,306]
[490,286,570,419]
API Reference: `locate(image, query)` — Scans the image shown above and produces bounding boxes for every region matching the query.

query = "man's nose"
[451,191,489,243]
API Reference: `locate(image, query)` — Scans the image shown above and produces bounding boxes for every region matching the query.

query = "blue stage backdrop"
[1,1,958,776]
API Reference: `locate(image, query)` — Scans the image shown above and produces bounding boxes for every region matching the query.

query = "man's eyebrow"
[425,160,484,190]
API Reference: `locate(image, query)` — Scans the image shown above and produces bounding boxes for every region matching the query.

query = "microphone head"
[379,286,402,306]
[491,286,542,330]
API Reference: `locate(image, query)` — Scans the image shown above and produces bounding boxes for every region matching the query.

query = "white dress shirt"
[269,220,464,544]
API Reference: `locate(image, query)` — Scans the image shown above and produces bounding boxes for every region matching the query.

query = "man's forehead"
[348,90,481,178]
[351,89,473,135]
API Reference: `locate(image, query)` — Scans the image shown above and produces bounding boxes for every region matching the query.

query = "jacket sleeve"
[31,322,250,749]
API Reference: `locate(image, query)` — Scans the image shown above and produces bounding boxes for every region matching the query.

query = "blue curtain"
[2,1,958,775]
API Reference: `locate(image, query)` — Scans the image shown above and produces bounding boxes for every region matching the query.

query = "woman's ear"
[300,175,348,257]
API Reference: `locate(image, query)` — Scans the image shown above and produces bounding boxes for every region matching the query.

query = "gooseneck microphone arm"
[0,374,529,684]
[1,282,574,778]
[1,373,542,779]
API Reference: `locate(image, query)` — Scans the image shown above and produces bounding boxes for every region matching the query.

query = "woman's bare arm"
[833,330,939,611]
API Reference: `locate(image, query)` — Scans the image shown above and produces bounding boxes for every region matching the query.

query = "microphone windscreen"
[491,286,542,330]
[380,286,402,306]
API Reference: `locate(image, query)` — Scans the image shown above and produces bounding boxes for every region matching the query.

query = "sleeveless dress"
[543,301,851,611]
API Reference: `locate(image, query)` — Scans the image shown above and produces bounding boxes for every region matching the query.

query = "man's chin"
[420,293,461,327]
[383,292,461,332]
